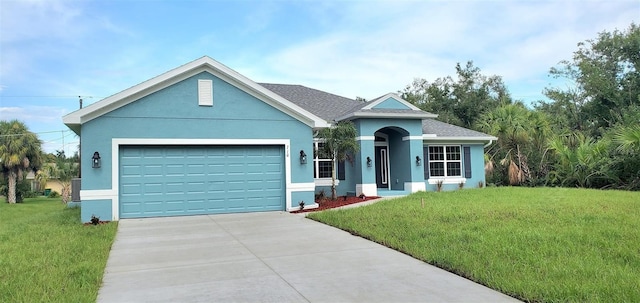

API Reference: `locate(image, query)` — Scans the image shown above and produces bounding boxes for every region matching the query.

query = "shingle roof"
[260,84,434,121]
[422,119,495,139]
[259,83,361,121]
[260,83,495,141]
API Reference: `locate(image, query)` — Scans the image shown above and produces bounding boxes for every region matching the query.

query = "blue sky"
[1,0,638,155]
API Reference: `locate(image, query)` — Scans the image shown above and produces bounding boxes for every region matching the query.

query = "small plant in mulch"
[90,215,100,225]
[83,215,111,226]
[314,189,326,201]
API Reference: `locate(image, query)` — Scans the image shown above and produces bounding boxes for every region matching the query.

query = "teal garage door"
[119,145,285,219]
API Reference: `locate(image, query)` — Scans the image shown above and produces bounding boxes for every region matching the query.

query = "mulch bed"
[83,220,111,226]
[291,195,380,213]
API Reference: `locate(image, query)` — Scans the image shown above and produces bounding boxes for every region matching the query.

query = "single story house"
[63,56,496,222]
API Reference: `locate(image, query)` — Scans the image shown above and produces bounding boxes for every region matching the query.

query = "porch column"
[356,136,377,196]
[404,135,427,193]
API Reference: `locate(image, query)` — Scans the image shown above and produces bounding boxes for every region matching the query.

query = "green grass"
[0,197,117,303]
[308,187,640,303]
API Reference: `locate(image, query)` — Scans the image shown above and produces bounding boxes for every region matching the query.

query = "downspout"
[484,139,493,148]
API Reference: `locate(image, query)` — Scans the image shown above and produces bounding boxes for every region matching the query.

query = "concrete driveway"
[97,212,519,302]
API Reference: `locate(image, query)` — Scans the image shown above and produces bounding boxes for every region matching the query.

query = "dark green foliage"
[476,103,552,186]
[0,178,32,203]
[540,23,639,138]
[401,61,510,129]
[538,23,640,190]
[90,215,100,225]
[471,23,639,190]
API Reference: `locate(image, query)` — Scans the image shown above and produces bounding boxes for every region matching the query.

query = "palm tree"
[614,125,640,154]
[612,125,640,189]
[316,121,359,200]
[476,103,535,185]
[547,133,611,188]
[0,120,43,203]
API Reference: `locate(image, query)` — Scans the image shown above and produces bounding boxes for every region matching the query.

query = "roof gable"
[63,57,328,134]
[363,93,421,111]
[369,97,411,110]
[336,93,437,121]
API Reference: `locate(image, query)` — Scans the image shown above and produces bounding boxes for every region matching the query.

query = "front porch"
[375,188,411,197]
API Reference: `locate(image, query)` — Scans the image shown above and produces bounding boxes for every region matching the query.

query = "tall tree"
[541,23,640,137]
[401,61,511,128]
[0,120,43,203]
[316,121,359,200]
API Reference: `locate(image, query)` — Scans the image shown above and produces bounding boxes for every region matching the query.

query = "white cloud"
[0,106,68,123]
[245,0,638,100]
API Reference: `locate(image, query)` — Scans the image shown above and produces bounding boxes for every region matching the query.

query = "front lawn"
[0,197,117,302]
[308,187,640,302]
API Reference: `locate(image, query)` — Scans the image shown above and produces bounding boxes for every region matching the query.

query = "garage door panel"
[120,145,285,218]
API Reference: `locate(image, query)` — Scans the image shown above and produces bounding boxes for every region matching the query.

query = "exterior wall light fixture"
[416,155,422,166]
[366,156,372,167]
[92,152,101,168]
[300,150,307,164]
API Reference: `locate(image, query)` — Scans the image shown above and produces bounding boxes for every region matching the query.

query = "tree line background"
[401,23,640,190]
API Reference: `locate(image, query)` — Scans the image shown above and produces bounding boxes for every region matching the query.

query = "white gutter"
[484,139,494,148]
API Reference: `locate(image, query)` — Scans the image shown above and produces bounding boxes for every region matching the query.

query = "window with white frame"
[313,141,333,179]
[428,145,461,177]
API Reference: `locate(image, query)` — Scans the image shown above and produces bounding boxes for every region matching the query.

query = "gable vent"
[198,79,213,106]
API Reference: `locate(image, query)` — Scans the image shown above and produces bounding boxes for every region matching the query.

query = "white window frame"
[428,145,463,180]
[313,139,338,186]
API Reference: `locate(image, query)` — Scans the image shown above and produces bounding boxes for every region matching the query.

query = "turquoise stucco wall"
[81,199,112,223]
[291,191,314,210]
[336,160,357,195]
[80,71,314,220]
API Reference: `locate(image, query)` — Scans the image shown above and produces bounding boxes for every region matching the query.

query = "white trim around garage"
[79,138,295,221]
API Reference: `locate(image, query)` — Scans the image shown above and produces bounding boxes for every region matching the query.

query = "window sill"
[315,179,339,186]
[428,177,466,185]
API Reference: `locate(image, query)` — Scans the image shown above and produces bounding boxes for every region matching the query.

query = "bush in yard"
[0,178,32,203]
[48,191,60,198]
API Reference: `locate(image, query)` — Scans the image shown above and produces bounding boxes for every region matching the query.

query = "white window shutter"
[198,79,213,106]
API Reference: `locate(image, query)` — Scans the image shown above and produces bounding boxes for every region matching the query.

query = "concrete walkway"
[97,212,520,302]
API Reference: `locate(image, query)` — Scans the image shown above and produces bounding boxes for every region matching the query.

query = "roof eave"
[337,112,438,121]
[423,135,498,142]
